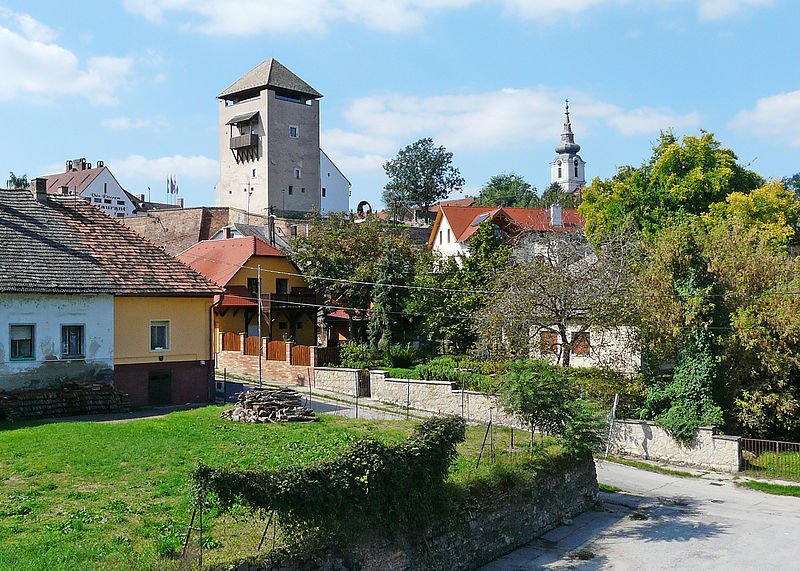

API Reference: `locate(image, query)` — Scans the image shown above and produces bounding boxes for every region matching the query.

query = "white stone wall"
[320,149,350,214]
[609,419,742,472]
[0,293,115,390]
[314,367,520,426]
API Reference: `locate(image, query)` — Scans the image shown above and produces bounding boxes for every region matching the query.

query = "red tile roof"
[177,236,288,287]
[41,166,105,194]
[0,190,221,296]
[430,197,476,212]
[218,285,263,307]
[428,205,584,248]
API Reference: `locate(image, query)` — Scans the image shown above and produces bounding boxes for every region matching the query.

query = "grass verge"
[598,482,622,493]
[601,455,698,478]
[735,480,800,497]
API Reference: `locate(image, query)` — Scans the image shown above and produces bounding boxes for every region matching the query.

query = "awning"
[225,110,260,125]
[216,285,267,308]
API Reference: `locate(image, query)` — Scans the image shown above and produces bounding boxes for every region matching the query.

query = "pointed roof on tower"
[555,100,581,155]
[217,58,322,101]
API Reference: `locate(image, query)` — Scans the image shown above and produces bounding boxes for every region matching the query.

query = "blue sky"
[1,0,798,209]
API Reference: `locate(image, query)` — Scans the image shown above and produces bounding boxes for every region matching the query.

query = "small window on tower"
[294,168,302,179]
[322,187,327,198]
[289,125,298,138]
[288,186,293,195]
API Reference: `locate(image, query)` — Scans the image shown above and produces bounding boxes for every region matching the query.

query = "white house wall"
[0,294,114,391]
[320,149,350,214]
[531,325,640,374]
[81,169,137,217]
[431,215,469,258]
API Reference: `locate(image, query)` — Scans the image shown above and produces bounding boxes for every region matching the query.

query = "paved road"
[482,460,800,570]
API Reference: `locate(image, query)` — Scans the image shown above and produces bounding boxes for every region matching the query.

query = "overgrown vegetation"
[191,416,466,552]
[736,480,800,497]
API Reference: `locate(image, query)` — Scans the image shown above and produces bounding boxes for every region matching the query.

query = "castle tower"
[216,59,322,215]
[550,100,586,196]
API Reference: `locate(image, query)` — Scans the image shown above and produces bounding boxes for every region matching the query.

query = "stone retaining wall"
[609,419,742,472]
[313,368,519,427]
[226,457,598,571]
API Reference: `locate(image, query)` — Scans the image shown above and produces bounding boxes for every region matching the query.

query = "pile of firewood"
[221,387,316,423]
[0,382,130,420]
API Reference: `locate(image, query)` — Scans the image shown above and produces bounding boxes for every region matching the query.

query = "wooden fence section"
[316,346,340,367]
[267,340,286,361]
[291,345,311,366]
[222,332,240,352]
[244,336,261,356]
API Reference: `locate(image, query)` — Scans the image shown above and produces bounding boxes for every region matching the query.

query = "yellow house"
[178,237,318,349]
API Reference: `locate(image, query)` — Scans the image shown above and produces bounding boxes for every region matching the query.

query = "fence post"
[776,441,781,475]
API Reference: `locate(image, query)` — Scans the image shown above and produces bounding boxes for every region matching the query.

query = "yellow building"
[178,237,318,349]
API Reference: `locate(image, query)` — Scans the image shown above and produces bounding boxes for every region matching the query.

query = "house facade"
[177,236,318,348]
[0,182,221,406]
[40,158,138,217]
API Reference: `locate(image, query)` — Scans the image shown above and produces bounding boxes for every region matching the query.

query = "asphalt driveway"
[482,460,800,570]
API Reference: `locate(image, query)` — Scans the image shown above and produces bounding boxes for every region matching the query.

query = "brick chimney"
[177,198,184,208]
[33,178,48,202]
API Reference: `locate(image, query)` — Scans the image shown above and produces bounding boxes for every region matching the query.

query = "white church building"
[550,101,586,197]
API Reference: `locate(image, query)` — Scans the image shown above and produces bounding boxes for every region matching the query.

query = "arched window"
[557,160,562,178]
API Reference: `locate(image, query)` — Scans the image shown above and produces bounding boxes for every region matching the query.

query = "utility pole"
[257,264,263,387]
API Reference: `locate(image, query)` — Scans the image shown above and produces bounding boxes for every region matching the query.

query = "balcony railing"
[230,133,258,150]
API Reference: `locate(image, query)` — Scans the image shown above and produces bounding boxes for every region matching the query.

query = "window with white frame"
[150,320,170,351]
[61,325,84,358]
[10,324,34,359]
[293,168,301,179]
[289,125,298,138]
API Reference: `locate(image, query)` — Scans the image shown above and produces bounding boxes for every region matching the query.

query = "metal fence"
[741,437,800,480]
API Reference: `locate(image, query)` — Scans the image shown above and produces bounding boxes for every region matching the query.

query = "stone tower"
[216,59,322,216]
[550,100,586,196]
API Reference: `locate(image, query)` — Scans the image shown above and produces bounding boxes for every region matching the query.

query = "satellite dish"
[356,200,373,218]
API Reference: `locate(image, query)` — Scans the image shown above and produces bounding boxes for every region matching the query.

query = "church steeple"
[550,100,586,196]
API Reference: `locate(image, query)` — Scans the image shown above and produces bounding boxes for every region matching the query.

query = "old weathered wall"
[0,293,114,391]
[609,419,742,472]
[232,457,598,571]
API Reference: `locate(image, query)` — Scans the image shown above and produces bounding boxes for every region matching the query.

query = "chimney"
[137,193,145,202]
[66,160,73,172]
[60,185,70,195]
[33,178,48,202]
[550,203,563,227]
[177,198,184,208]
[96,160,104,168]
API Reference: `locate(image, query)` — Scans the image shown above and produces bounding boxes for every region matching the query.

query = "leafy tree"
[783,172,800,198]
[409,222,510,352]
[6,172,28,189]
[476,173,538,207]
[538,182,580,209]
[498,360,606,456]
[290,212,415,340]
[580,131,764,241]
[367,235,415,351]
[477,229,639,368]
[383,138,464,224]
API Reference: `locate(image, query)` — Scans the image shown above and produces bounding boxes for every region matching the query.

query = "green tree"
[367,234,415,351]
[409,222,510,352]
[783,172,800,198]
[537,182,580,208]
[580,131,764,241]
[6,172,28,189]
[476,173,538,207]
[290,212,415,340]
[383,138,464,224]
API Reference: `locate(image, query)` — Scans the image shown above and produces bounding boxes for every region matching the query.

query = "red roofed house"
[177,237,318,348]
[428,204,584,258]
[39,158,139,218]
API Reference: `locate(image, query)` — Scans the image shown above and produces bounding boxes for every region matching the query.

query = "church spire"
[555,99,581,155]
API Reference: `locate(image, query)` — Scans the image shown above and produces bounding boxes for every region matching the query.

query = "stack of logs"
[0,382,131,420]
[222,387,316,423]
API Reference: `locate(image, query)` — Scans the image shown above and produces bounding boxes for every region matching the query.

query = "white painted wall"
[430,214,469,259]
[80,168,137,217]
[320,149,350,214]
[0,294,114,390]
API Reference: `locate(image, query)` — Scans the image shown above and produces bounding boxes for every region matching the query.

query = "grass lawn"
[735,480,800,497]
[742,450,800,482]
[0,407,551,570]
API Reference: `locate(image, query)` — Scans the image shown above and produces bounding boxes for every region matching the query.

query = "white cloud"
[101,116,169,131]
[696,0,774,20]
[109,154,219,182]
[323,88,700,173]
[730,90,800,147]
[0,9,132,104]
[123,0,770,35]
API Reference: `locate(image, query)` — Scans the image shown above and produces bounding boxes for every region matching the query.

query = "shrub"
[339,342,377,369]
[191,416,467,548]
[383,344,421,368]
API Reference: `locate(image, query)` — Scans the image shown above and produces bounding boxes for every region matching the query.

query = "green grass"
[601,455,699,478]
[736,480,800,497]
[742,450,800,481]
[599,482,622,493]
[0,407,557,570]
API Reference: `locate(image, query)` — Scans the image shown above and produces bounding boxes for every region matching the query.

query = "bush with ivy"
[190,416,466,551]
[339,342,378,369]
